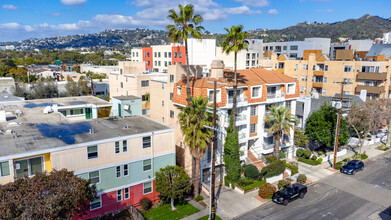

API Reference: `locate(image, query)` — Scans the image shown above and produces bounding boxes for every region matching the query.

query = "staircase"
[247,151,267,171]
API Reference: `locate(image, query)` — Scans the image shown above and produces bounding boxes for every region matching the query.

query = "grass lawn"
[197,215,223,220]
[144,201,199,220]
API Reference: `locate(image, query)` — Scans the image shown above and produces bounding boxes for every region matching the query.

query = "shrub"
[297,174,307,184]
[258,183,276,199]
[279,152,286,159]
[241,180,266,192]
[311,155,317,161]
[195,194,204,202]
[261,160,286,178]
[244,165,260,180]
[378,144,390,151]
[303,149,312,159]
[360,153,368,160]
[296,149,304,157]
[317,151,324,156]
[140,198,152,210]
[285,163,299,176]
[278,179,291,189]
[335,161,343,170]
[317,158,323,164]
[298,157,321,165]
[264,155,277,163]
[236,177,256,188]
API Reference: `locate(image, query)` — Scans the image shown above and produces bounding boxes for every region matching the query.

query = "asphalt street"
[238,151,391,220]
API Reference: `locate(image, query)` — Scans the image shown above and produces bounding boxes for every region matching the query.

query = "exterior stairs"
[247,151,267,171]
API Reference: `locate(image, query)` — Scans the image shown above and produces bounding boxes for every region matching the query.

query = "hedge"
[241,180,266,192]
[244,164,260,180]
[261,160,286,178]
[298,157,322,165]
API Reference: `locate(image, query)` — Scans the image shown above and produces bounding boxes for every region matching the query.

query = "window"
[283,46,287,50]
[290,45,298,50]
[70,108,84,115]
[154,61,157,66]
[147,52,150,57]
[170,92,173,100]
[286,101,292,109]
[124,188,129,199]
[123,140,127,152]
[322,89,326,95]
[90,196,101,210]
[115,141,120,153]
[174,52,177,58]
[165,61,167,67]
[323,77,327,83]
[144,182,152,194]
[123,164,129,176]
[270,46,274,51]
[14,157,43,178]
[344,65,353,72]
[179,62,182,65]
[168,52,172,58]
[325,65,328,71]
[143,136,151,148]
[142,109,150,115]
[141,80,149,87]
[294,64,298,70]
[87,146,98,159]
[208,89,221,103]
[158,61,161,66]
[142,95,149,102]
[0,161,10,177]
[169,61,172,65]
[287,83,295,94]
[143,159,152,171]
[164,52,167,58]
[251,86,261,98]
[162,117,164,123]
[170,75,174,83]
[117,190,122,202]
[302,64,306,70]
[120,69,123,75]
[144,52,146,57]
[179,52,182,58]
[89,171,100,184]
[162,100,164,106]
[154,52,157,57]
[313,65,315,71]
[158,52,161,57]
[177,86,182,95]
[250,106,257,116]
[116,166,121,178]
[294,75,297,79]
[170,110,174,118]
[250,124,257,133]
[300,87,306,93]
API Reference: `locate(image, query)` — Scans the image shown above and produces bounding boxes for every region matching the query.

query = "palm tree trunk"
[193,156,201,196]
[387,121,391,147]
[274,132,281,160]
[185,39,191,105]
[232,52,238,132]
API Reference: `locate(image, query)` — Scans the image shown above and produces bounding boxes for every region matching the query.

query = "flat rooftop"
[113,95,141,100]
[23,96,110,107]
[0,105,171,157]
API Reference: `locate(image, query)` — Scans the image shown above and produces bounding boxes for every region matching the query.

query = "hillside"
[2,14,391,49]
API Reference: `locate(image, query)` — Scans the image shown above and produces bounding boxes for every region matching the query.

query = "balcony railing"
[356,72,387,81]
[267,93,285,99]
[312,82,323,88]
[355,85,385,95]
[228,96,248,104]
[225,114,247,123]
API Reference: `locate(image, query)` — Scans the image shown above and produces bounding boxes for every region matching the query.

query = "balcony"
[313,71,325,76]
[228,96,247,104]
[238,132,247,143]
[312,82,323,88]
[225,114,247,125]
[356,72,387,81]
[267,93,284,99]
[355,85,385,95]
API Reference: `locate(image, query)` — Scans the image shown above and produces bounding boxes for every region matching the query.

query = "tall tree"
[294,129,309,148]
[264,106,297,160]
[178,95,213,195]
[223,115,241,185]
[155,165,191,210]
[0,169,96,219]
[167,4,204,104]
[221,25,249,131]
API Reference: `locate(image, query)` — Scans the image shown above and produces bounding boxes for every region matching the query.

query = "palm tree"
[167,4,204,104]
[178,95,213,195]
[221,25,249,131]
[264,105,298,160]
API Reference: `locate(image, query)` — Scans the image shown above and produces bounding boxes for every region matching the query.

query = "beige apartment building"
[270,51,391,100]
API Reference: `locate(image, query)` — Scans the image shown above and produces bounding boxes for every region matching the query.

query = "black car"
[272,183,307,206]
[340,160,364,175]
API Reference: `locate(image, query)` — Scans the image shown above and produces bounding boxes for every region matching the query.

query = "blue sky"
[0,0,390,42]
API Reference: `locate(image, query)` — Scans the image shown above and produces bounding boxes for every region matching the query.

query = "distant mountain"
[2,14,391,49]
[254,14,391,42]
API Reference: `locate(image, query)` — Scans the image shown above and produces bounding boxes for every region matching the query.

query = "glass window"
[164,52,167,58]
[123,140,127,152]
[0,161,10,177]
[143,159,152,171]
[15,157,43,178]
[174,52,177,58]
[250,106,257,116]
[294,64,298,70]
[162,100,164,106]
[283,46,287,50]
[177,86,182,95]
[344,66,353,72]
[117,189,122,202]
[123,164,129,176]
[290,45,298,50]
[124,188,129,199]
[144,182,152,194]
[162,83,164,90]
[252,86,261,98]
[141,80,149,87]
[250,124,257,133]
[116,166,121,178]
[90,196,101,210]
[168,52,171,58]
[143,136,151,148]
[87,146,98,159]
[89,171,100,184]
[158,61,161,66]
[170,92,173,100]
[115,141,120,153]
[170,110,174,118]
[179,52,182,58]
[170,75,174,82]
[287,84,295,94]
[286,101,292,109]
[325,65,328,71]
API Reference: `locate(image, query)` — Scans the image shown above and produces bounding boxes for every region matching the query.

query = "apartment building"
[270,51,391,100]
[0,96,175,219]
[330,40,373,60]
[130,48,143,62]
[170,62,299,184]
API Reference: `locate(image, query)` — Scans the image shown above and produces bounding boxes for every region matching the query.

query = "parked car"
[272,183,307,206]
[340,160,364,175]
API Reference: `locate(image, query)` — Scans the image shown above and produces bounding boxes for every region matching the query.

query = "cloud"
[232,0,269,7]
[2,4,19,10]
[60,0,87,6]
[268,9,279,15]
[316,9,334,13]
[50,13,61,16]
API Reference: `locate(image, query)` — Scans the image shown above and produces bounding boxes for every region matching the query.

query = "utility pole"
[210,81,217,220]
[333,79,352,168]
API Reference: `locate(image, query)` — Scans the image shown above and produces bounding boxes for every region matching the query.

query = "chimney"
[210,60,224,78]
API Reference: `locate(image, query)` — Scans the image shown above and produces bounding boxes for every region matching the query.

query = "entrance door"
[85,108,92,119]
[118,103,122,117]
